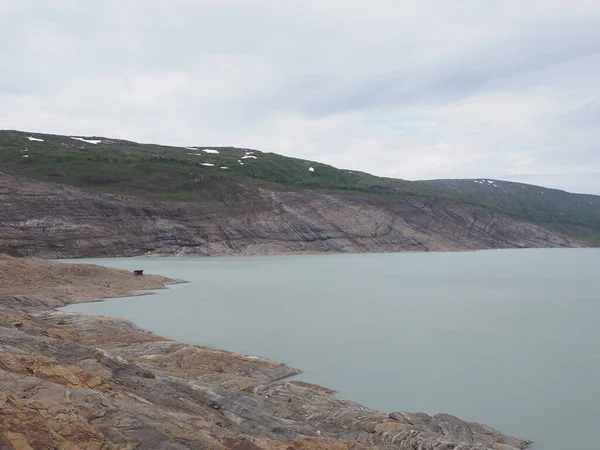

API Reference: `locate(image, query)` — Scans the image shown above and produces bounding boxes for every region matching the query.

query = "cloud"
[1,0,600,194]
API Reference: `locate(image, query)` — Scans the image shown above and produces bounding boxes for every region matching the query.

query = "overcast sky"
[1,1,599,194]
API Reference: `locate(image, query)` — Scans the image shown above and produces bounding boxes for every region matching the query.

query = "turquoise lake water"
[62,249,600,450]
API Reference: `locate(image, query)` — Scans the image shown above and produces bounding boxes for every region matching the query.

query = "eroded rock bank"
[0,256,529,449]
[0,174,579,259]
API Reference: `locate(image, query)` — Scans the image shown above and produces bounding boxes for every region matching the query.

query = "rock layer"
[0,173,579,259]
[0,257,529,449]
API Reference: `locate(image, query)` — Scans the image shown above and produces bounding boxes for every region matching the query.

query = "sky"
[1,1,600,194]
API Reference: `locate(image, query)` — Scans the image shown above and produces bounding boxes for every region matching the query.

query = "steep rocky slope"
[0,173,579,258]
[0,129,596,256]
[420,178,600,244]
[0,256,529,449]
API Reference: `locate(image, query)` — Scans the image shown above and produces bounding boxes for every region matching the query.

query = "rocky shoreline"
[0,256,530,449]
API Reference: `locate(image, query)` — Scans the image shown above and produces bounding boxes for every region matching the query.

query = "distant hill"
[418,179,600,244]
[0,129,597,257]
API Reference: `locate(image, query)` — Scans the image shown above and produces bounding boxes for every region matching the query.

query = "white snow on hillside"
[473,179,498,187]
[70,137,102,144]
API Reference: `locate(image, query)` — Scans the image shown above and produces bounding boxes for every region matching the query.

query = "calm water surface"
[62,249,600,450]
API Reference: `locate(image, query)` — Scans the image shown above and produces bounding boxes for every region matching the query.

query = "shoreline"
[0,255,530,449]
[55,245,597,265]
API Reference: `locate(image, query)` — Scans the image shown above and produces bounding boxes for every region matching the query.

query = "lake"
[61,249,600,450]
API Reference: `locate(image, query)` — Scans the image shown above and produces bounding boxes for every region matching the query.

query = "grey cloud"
[560,101,600,129]
[1,1,600,194]
[260,18,600,116]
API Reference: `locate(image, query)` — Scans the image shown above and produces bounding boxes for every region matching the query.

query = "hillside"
[0,129,596,257]
[0,130,428,200]
[419,179,600,244]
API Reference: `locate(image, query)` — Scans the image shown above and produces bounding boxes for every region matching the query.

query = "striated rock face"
[0,258,530,449]
[0,173,579,258]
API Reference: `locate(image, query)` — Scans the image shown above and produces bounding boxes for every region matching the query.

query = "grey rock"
[0,174,579,259]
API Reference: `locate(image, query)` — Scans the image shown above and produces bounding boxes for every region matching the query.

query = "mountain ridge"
[0,129,597,257]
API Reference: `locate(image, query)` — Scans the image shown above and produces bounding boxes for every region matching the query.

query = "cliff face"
[0,256,529,449]
[0,174,579,258]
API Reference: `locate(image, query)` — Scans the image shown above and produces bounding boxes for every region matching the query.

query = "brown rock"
[0,257,530,450]
[373,422,410,432]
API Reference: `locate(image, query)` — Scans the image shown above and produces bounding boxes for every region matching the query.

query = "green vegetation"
[418,179,600,243]
[1,130,599,244]
[0,131,433,200]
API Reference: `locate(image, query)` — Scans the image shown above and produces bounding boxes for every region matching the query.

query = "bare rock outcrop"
[0,173,579,259]
[0,257,530,449]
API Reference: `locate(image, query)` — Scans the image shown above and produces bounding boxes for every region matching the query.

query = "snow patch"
[202,149,219,154]
[70,137,102,144]
[308,167,315,172]
[22,155,29,158]
[201,163,215,167]
[26,136,43,142]
[487,180,494,184]
[241,155,257,159]
[220,166,229,169]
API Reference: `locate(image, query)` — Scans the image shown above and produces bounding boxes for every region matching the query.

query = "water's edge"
[58,254,540,449]
[61,250,600,450]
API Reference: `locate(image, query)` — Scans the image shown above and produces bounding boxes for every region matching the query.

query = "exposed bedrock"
[0,258,530,449]
[0,306,529,450]
[0,174,578,258]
